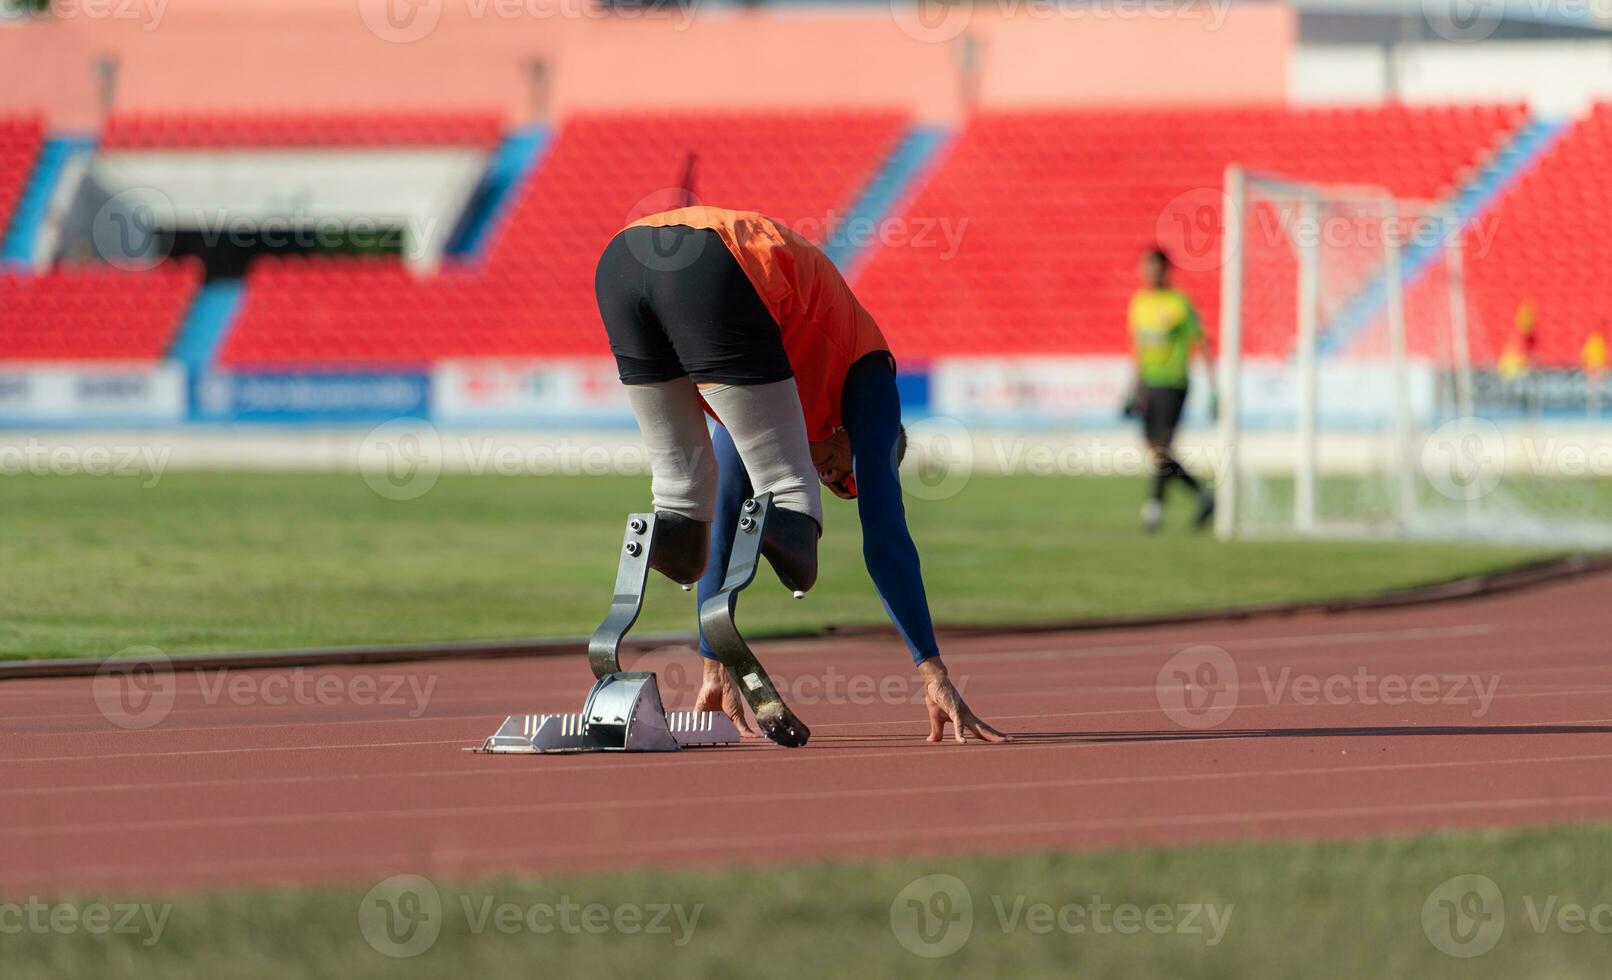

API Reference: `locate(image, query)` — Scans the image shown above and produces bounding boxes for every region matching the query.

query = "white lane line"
[1,738,475,764]
[13,705,1612,767]
[944,623,1499,666]
[12,791,1612,886]
[7,751,1612,836]
[1,709,512,731]
[511,791,1612,860]
[0,623,1515,729]
[946,640,1612,681]
[8,747,1612,801]
[805,692,1612,729]
[11,688,1612,767]
[11,662,1611,731]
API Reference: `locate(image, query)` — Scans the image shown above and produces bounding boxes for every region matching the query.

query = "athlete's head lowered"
[810,424,906,500]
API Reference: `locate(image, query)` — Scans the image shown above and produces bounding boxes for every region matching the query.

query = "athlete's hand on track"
[919,657,1012,744]
[694,658,762,739]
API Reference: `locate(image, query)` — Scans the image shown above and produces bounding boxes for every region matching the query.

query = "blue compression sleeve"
[843,355,941,664]
[696,423,753,660]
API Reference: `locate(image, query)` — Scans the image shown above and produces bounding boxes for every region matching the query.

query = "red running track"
[4,572,1612,895]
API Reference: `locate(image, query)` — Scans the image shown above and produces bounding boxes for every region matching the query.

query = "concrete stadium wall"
[0,0,1291,129]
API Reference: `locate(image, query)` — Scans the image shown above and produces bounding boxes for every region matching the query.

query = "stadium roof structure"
[1292,0,1612,42]
[752,0,1610,40]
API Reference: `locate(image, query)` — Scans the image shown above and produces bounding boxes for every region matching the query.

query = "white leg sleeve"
[700,379,823,530]
[625,379,717,522]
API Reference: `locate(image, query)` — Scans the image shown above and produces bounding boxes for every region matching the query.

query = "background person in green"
[1125,248,1215,532]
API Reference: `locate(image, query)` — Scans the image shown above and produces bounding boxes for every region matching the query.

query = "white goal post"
[1214,166,1479,542]
[1214,166,1612,547]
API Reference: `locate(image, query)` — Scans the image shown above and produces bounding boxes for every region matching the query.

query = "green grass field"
[4,470,1602,980]
[0,472,1555,660]
[9,823,1612,979]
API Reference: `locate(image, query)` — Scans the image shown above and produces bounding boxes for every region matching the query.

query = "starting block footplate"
[475,672,741,753]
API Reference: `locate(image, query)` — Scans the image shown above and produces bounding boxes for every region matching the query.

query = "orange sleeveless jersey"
[625,206,891,442]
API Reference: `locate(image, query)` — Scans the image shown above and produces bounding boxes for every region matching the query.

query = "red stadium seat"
[1466,102,1612,368]
[3,112,497,363]
[855,104,1525,359]
[0,114,44,248]
[14,105,1574,369]
[0,261,202,361]
[221,109,909,366]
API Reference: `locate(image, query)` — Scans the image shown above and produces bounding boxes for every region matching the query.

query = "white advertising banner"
[0,363,187,424]
[932,355,1133,418]
[932,356,1171,424]
[930,356,1431,427]
[433,359,632,425]
[1236,357,1437,427]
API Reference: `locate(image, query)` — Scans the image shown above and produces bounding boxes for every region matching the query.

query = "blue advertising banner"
[192,371,430,423]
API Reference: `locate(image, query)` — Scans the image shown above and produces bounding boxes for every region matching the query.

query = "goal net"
[1214,167,1612,547]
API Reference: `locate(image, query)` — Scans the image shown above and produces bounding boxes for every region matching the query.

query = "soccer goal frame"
[1213,165,1477,541]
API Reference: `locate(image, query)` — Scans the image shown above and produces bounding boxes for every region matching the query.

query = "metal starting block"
[478,672,740,753]
[478,496,806,754]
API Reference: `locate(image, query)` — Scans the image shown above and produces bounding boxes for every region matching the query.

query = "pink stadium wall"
[0,0,1291,129]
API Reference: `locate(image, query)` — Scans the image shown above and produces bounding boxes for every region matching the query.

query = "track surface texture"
[5,571,1611,895]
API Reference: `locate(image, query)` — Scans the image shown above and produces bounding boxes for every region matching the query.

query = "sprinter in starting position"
[595,205,1008,744]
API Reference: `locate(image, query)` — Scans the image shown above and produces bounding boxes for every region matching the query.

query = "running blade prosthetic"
[699,493,811,747]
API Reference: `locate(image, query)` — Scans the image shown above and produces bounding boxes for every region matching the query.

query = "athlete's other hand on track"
[919,658,1011,744]
[696,658,762,739]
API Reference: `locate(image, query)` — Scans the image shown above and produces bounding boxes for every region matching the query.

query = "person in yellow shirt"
[1584,329,1607,418]
[1500,299,1538,414]
[1126,248,1215,532]
[1582,330,1607,377]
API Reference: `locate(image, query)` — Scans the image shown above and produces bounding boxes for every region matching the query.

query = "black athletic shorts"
[1142,385,1188,447]
[594,225,793,386]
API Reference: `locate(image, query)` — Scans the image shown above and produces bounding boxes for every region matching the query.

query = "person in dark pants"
[594,205,1008,743]
[1126,248,1215,532]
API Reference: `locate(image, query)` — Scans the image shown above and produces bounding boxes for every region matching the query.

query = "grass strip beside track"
[0,473,1555,659]
[7,824,1612,979]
